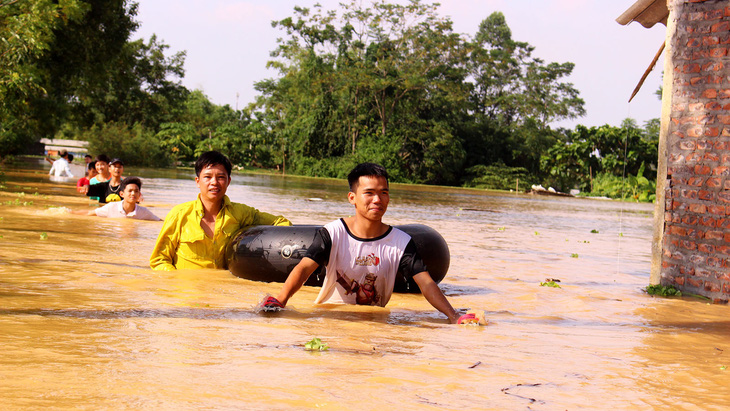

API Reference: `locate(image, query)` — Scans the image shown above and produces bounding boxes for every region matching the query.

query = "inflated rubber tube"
[226,224,450,293]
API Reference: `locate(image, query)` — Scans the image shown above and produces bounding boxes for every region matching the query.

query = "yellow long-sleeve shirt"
[150,195,291,270]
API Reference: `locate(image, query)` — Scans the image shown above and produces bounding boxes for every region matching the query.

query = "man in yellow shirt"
[150,151,291,270]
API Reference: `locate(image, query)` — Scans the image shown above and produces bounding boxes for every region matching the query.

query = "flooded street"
[1,158,728,410]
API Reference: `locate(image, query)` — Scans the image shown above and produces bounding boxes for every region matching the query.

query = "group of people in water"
[48,149,478,325]
[47,150,160,221]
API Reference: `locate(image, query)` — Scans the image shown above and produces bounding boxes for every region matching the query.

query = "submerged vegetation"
[1,0,658,201]
[644,284,682,297]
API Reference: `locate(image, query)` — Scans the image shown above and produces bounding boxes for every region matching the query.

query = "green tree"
[260,0,469,183]
[540,123,658,195]
[466,12,585,174]
[0,0,87,155]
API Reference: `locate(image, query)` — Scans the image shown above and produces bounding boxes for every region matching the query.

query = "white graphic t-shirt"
[312,219,413,307]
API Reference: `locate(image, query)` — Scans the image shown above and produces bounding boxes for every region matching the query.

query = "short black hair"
[119,176,142,193]
[88,161,97,171]
[195,151,232,177]
[347,162,389,192]
[67,154,74,162]
[96,154,111,164]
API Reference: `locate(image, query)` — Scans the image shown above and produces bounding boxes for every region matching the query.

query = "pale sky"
[132,0,667,129]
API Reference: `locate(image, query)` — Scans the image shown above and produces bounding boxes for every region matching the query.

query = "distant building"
[40,138,89,157]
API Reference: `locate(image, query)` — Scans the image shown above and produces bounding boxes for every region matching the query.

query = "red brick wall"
[662,0,730,302]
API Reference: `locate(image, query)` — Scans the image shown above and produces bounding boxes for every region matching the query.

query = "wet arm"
[413,271,459,324]
[275,257,320,306]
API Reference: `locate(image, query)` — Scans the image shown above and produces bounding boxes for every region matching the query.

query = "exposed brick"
[690,203,708,214]
[706,101,724,110]
[706,74,723,84]
[703,88,719,99]
[682,215,699,225]
[703,60,724,72]
[699,189,716,201]
[696,139,711,150]
[713,166,730,175]
[711,21,730,32]
[706,230,725,240]
[710,48,729,58]
[680,141,697,150]
[685,63,702,73]
[670,225,688,236]
[689,102,705,111]
[682,239,698,250]
[705,281,721,293]
[708,205,727,215]
[675,276,686,286]
[681,264,696,275]
[703,36,721,47]
[696,164,712,175]
[720,91,730,100]
[688,176,705,186]
[690,253,706,264]
[699,243,716,253]
[706,177,722,188]
[687,152,703,162]
[707,257,721,267]
[687,277,703,288]
[700,216,717,227]
[688,127,704,138]
[682,188,699,199]
[692,49,710,60]
[705,8,724,20]
[705,127,721,137]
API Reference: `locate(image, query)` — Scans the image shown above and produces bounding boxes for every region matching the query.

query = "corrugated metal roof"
[616,0,669,28]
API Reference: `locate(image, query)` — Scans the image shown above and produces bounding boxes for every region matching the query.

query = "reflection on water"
[1,157,728,409]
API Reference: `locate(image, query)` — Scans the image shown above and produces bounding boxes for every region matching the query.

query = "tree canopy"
[1,0,659,201]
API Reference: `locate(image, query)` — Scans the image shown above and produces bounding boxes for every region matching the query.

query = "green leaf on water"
[720,365,727,370]
[571,253,579,258]
[39,232,48,240]
[304,337,329,351]
[644,284,681,297]
[540,281,561,288]
[591,229,599,234]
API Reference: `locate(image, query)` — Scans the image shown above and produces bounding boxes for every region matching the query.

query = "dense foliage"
[1,0,659,201]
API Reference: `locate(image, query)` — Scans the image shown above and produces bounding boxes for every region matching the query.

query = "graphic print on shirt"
[335,271,381,306]
[355,253,380,267]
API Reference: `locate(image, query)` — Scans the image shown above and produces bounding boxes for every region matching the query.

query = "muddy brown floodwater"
[1,158,728,410]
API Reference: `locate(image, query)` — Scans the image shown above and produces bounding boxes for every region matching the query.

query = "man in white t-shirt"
[263,162,476,324]
[48,150,74,177]
[76,177,161,221]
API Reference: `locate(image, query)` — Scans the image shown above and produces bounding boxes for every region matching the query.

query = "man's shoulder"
[165,200,198,219]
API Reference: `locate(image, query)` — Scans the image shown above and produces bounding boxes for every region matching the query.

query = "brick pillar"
[660,0,730,302]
